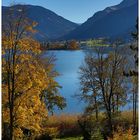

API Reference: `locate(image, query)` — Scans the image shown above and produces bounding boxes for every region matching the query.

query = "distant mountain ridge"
[61,0,138,41]
[2,0,138,41]
[2,4,78,40]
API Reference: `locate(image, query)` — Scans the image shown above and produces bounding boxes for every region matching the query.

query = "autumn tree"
[78,54,102,121]
[69,40,79,50]
[78,47,127,138]
[2,5,65,139]
[40,55,66,115]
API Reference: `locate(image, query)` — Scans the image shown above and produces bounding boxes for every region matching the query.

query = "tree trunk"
[134,92,137,133]
[9,73,14,140]
[9,104,13,140]
[133,89,137,133]
[112,96,115,113]
[132,91,135,133]
[7,61,14,140]
[107,104,113,138]
[94,96,98,121]
[116,94,119,113]
[108,113,113,138]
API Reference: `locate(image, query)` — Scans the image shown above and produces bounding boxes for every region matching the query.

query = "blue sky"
[2,0,123,23]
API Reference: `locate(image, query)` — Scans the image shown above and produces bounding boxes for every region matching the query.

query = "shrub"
[78,114,104,140]
[108,127,137,140]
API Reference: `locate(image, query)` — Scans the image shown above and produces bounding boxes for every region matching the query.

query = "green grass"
[54,137,83,140]
[86,39,110,47]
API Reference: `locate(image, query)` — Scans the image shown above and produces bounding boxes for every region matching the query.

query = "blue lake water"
[44,49,133,114]
[48,50,87,114]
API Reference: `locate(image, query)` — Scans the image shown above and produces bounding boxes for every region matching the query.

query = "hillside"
[2,5,78,40]
[61,0,138,41]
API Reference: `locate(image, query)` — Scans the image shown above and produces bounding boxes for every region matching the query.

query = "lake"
[44,48,133,114]
[46,50,87,114]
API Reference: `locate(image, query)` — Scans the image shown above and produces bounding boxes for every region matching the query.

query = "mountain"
[2,5,78,40]
[61,0,138,41]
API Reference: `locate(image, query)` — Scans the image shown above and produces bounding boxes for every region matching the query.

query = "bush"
[108,127,137,140]
[78,114,104,140]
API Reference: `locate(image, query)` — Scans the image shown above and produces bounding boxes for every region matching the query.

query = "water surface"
[44,48,133,114]
[47,50,86,113]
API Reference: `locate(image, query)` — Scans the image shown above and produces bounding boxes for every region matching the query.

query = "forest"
[2,4,138,140]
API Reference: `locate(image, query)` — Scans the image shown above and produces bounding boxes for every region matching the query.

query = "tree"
[40,55,66,115]
[130,19,138,134]
[69,40,79,50]
[2,5,65,139]
[131,76,138,133]
[123,18,138,76]
[2,6,46,139]
[78,54,102,121]
[123,19,138,133]
[78,47,127,137]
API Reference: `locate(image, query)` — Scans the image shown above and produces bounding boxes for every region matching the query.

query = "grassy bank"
[45,111,138,139]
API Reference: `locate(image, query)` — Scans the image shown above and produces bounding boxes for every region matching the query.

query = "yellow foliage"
[13,127,24,139]
[2,12,49,139]
[108,127,135,140]
[43,127,59,138]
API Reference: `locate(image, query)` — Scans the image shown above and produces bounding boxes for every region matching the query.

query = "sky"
[2,0,123,23]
